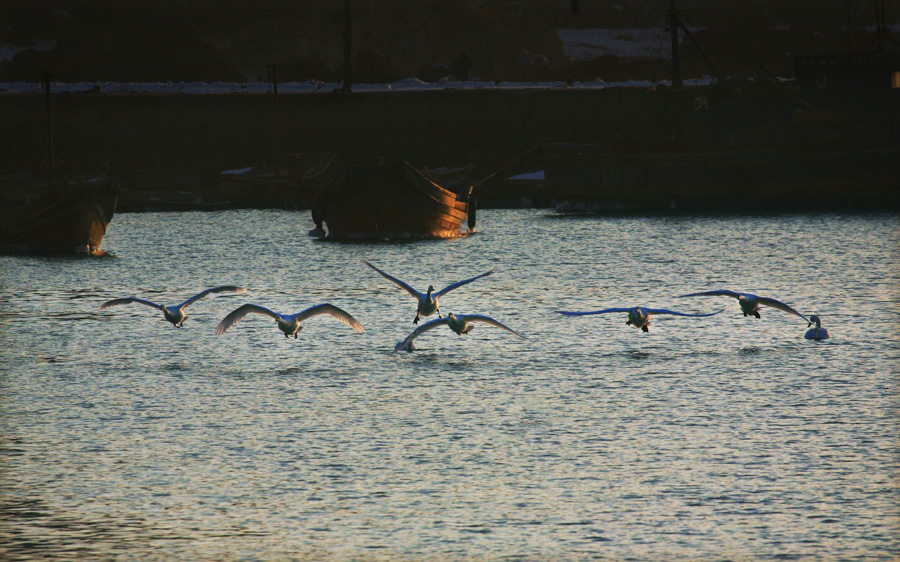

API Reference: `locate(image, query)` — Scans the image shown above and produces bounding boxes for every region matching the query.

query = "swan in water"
[100,286,246,328]
[394,312,524,352]
[804,315,831,340]
[677,290,808,322]
[364,260,494,324]
[557,306,723,332]
[215,303,364,338]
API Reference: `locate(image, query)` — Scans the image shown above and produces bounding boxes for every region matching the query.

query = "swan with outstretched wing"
[557,305,723,333]
[216,303,363,339]
[394,312,523,352]
[364,260,494,324]
[100,286,246,328]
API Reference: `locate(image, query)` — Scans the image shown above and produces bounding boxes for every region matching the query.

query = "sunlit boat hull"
[312,159,472,240]
[0,179,117,256]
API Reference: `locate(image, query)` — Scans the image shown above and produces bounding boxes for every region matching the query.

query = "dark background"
[2,0,898,84]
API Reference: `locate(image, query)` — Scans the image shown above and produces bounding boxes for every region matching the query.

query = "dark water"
[1,209,898,560]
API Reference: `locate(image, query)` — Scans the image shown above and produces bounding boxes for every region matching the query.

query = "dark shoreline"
[2,84,898,212]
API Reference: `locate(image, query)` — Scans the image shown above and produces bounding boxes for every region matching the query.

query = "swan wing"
[557,307,632,316]
[756,297,808,321]
[645,308,725,317]
[465,314,525,338]
[215,303,279,335]
[364,260,422,299]
[296,303,365,333]
[394,317,450,352]
[434,268,495,298]
[99,297,162,310]
[677,289,743,299]
[178,285,246,309]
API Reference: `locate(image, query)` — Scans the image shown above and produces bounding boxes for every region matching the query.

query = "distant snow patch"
[0,39,57,63]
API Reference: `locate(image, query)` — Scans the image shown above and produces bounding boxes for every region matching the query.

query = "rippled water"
[1,209,898,560]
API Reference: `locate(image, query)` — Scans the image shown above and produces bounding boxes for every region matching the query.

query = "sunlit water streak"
[1,209,898,560]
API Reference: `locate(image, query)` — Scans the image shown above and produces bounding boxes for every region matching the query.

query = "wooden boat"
[0,175,117,256]
[0,71,117,256]
[310,158,474,240]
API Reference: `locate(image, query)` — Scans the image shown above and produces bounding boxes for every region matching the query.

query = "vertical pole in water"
[42,69,55,187]
[668,0,682,89]
[268,64,280,177]
[342,0,353,93]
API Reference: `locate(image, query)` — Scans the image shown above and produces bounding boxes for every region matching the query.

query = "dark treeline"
[1,0,897,83]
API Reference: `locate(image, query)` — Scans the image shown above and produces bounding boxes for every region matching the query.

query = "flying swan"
[364,260,494,324]
[557,305,723,332]
[677,290,808,322]
[100,286,246,328]
[394,312,524,352]
[215,303,364,338]
[804,315,831,340]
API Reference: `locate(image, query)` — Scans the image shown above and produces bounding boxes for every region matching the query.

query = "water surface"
[1,209,898,560]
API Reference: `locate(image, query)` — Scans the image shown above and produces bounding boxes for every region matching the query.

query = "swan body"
[804,315,831,340]
[557,305,723,332]
[216,303,364,338]
[100,286,246,327]
[677,290,808,322]
[394,312,523,352]
[364,260,494,324]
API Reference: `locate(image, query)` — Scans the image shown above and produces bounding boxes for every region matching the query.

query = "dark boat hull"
[313,160,470,240]
[1,179,117,255]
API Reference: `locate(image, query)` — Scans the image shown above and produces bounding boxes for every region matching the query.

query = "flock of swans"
[99,260,831,350]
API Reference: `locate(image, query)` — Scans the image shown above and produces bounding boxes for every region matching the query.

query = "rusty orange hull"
[313,160,470,240]
[1,180,117,256]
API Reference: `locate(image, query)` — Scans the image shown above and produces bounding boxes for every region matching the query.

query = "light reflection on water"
[1,209,898,560]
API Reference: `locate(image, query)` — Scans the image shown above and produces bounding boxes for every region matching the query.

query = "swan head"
[426,285,435,295]
[808,315,821,328]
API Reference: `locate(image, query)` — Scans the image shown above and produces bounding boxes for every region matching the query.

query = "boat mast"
[42,69,55,187]
[668,0,682,89]
[667,0,721,86]
[341,0,353,93]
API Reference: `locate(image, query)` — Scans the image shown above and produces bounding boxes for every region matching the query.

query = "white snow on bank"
[0,77,720,95]
[0,40,57,63]
[556,28,672,60]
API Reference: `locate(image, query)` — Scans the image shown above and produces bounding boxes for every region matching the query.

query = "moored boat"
[0,175,117,256]
[310,158,474,240]
[0,71,117,256]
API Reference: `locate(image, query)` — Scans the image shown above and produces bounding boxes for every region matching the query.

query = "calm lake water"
[1,209,898,561]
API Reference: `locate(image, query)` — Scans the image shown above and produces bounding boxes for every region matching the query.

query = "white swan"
[557,305,723,332]
[215,303,364,338]
[364,260,494,324]
[804,315,831,340]
[100,286,246,328]
[394,312,524,352]
[677,290,808,322]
